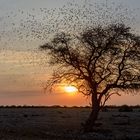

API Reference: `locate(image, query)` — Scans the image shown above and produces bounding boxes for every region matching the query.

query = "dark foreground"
[0,107,140,140]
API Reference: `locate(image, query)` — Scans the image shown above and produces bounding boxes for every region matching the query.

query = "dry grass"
[0,107,139,140]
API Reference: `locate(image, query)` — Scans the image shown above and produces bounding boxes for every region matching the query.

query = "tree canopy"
[40,23,140,106]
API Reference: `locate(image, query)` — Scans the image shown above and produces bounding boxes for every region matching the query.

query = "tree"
[40,23,140,132]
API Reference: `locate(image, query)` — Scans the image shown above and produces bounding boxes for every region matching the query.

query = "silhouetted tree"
[40,23,140,132]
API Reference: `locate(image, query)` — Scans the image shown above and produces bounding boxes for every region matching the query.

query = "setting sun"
[64,85,78,94]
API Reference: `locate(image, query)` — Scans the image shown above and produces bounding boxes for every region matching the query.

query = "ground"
[0,107,139,140]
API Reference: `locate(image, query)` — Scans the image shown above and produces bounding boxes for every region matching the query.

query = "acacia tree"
[40,23,140,132]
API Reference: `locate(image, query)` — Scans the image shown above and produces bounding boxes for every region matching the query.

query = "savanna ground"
[0,106,140,140]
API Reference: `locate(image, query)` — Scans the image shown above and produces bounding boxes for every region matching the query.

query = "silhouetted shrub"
[101,106,109,112]
[84,106,91,108]
[119,105,133,112]
[71,106,79,108]
[50,105,62,108]
[23,114,28,118]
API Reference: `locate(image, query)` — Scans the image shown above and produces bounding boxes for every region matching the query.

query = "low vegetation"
[119,105,133,112]
[0,107,139,140]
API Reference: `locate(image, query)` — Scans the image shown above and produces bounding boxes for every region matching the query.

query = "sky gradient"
[0,0,140,106]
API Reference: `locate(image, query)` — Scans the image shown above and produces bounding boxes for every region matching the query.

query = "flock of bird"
[0,1,135,89]
[0,1,134,51]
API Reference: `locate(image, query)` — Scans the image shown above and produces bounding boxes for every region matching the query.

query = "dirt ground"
[0,107,139,140]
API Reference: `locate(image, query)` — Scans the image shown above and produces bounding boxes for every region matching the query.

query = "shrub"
[119,105,133,112]
[101,106,109,112]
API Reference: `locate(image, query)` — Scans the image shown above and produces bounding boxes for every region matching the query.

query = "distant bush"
[23,114,28,118]
[71,106,79,108]
[50,105,62,108]
[101,106,109,112]
[84,106,91,108]
[119,105,133,112]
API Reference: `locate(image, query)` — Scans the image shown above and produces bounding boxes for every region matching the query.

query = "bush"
[101,106,109,112]
[119,105,133,112]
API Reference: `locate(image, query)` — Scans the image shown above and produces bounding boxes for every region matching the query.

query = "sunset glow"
[64,85,78,94]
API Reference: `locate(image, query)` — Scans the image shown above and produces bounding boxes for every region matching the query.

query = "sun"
[64,85,78,94]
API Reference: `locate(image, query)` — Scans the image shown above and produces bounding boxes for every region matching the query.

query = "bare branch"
[40,23,140,110]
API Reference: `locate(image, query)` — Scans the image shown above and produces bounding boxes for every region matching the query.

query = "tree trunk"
[83,93,100,132]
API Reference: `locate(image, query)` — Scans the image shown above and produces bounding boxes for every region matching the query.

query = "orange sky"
[0,85,139,106]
